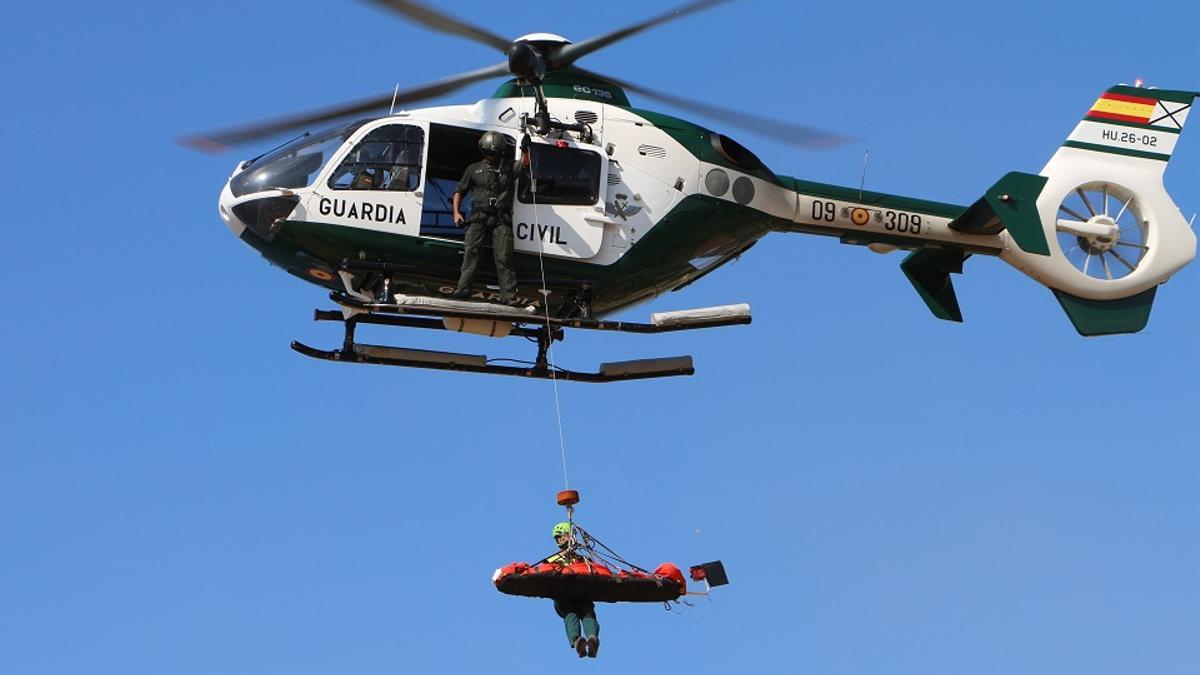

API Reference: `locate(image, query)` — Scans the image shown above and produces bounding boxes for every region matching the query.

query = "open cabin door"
[303,119,427,236]
[512,139,609,260]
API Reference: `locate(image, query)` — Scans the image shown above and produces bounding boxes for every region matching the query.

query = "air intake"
[637,144,667,158]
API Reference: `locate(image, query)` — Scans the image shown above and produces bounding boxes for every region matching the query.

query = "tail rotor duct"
[1055,181,1150,281]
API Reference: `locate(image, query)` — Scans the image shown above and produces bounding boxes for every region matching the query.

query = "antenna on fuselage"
[389,83,401,115]
[858,150,870,203]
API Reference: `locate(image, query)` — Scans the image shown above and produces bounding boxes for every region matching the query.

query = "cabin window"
[518,145,602,206]
[328,124,424,191]
[229,122,364,197]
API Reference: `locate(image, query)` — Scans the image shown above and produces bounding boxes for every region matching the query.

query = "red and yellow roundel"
[850,208,870,226]
[306,267,335,282]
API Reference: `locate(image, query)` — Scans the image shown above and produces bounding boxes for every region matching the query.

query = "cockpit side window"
[518,145,602,206]
[328,124,424,191]
[229,122,364,198]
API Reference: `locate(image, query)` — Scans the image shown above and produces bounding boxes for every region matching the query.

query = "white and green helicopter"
[190,0,1197,382]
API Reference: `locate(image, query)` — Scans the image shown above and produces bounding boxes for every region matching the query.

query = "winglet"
[949,172,1050,255]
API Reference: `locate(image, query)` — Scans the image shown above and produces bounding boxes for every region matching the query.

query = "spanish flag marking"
[1088,92,1157,124]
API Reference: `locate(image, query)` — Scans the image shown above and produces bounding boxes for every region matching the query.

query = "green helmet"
[479,131,507,154]
[552,522,572,538]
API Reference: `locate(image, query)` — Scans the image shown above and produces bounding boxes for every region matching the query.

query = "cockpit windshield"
[229,121,366,198]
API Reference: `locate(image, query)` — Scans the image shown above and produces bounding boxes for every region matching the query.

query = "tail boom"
[768,85,1197,335]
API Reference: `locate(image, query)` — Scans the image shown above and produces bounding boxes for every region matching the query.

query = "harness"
[473,161,514,225]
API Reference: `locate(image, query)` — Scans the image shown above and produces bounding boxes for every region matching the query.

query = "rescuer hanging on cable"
[546,521,601,658]
[493,490,727,658]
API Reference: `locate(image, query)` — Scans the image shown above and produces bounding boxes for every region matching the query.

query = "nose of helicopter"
[218,178,302,244]
[218,179,245,237]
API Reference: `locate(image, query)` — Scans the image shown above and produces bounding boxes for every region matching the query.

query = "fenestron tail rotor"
[1055,182,1150,281]
[183,0,848,152]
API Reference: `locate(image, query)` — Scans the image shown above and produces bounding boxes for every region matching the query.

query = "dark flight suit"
[546,549,600,647]
[453,157,521,302]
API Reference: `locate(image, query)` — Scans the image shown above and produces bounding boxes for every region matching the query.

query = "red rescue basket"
[495,490,726,604]
[493,560,687,603]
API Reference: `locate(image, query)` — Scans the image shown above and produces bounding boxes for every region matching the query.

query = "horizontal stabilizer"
[949,172,1050,255]
[901,248,968,322]
[1052,286,1157,336]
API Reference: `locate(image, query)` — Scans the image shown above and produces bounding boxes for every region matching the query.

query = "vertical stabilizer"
[990,85,1199,334]
[1059,86,1195,166]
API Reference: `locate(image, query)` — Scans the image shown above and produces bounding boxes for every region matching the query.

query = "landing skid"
[290,293,752,383]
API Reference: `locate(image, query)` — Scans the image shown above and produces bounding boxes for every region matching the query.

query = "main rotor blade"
[364,0,511,52]
[550,0,733,68]
[575,68,853,150]
[181,62,510,151]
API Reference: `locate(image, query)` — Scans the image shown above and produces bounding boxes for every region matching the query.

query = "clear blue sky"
[2,1,1198,673]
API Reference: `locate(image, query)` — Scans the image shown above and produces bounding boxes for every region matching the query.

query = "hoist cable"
[521,84,570,490]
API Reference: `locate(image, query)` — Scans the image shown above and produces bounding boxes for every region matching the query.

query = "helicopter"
[188,0,1198,382]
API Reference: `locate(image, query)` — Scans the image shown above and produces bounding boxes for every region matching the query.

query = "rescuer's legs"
[492,222,518,303]
[579,601,599,658]
[453,220,486,297]
[554,598,586,657]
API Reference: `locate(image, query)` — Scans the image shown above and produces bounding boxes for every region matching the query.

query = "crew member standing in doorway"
[452,131,530,306]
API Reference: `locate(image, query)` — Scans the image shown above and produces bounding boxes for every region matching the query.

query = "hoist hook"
[557,489,580,523]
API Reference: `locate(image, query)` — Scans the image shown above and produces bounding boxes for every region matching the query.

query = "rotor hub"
[507,41,547,83]
[513,32,572,46]
[1077,215,1120,254]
